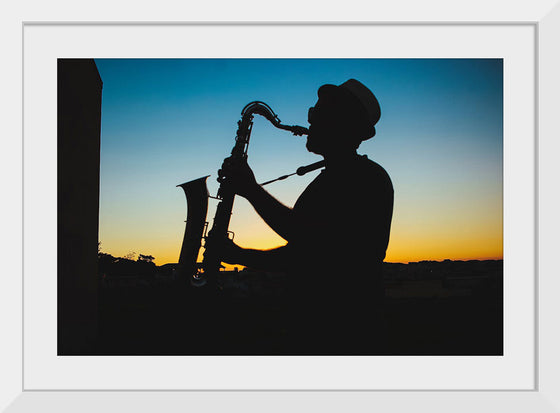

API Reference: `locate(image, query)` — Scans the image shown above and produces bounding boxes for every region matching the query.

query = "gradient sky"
[94,58,503,266]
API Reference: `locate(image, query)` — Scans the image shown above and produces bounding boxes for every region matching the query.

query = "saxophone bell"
[176,176,209,284]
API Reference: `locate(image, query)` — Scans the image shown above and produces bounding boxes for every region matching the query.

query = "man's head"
[306,79,381,155]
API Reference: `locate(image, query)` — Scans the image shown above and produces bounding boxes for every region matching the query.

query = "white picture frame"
[4,0,560,410]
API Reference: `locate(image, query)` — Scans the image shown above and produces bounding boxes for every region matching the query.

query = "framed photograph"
[5,0,559,410]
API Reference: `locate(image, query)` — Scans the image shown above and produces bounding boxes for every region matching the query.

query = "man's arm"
[218,158,298,241]
[243,184,298,242]
[218,239,292,272]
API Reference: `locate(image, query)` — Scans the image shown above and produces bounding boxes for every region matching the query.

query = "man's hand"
[204,234,245,265]
[217,157,259,199]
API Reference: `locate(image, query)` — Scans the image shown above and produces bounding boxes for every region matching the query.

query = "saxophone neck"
[241,101,309,136]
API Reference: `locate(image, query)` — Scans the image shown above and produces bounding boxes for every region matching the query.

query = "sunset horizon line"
[98,248,503,268]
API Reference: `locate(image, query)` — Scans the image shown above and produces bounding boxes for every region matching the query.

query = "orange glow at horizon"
[100,217,503,267]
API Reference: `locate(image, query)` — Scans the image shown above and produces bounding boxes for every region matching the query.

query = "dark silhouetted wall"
[58,59,103,354]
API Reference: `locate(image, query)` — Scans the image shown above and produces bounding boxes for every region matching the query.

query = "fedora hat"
[317,79,381,139]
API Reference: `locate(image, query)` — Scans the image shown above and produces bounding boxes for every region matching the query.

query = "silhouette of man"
[215,79,393,354]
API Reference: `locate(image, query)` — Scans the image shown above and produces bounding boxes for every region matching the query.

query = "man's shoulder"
[358,155,392,184]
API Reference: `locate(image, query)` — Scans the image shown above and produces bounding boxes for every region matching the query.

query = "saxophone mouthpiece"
[274,122,308,136]
[293,126,309,136]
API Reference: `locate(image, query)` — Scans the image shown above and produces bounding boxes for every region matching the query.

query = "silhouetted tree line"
[98,251,156,281]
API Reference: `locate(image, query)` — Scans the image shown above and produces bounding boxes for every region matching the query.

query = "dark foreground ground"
[94,261,503,356]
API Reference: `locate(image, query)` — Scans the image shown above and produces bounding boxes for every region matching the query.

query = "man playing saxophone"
[212,79,394,354]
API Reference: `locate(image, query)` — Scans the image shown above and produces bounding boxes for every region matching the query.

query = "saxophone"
[177,101,317,287]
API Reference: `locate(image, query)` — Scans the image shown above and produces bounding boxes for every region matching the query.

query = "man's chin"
[306,141,322,155]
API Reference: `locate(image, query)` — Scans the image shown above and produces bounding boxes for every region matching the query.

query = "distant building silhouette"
[58,59,103,354]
